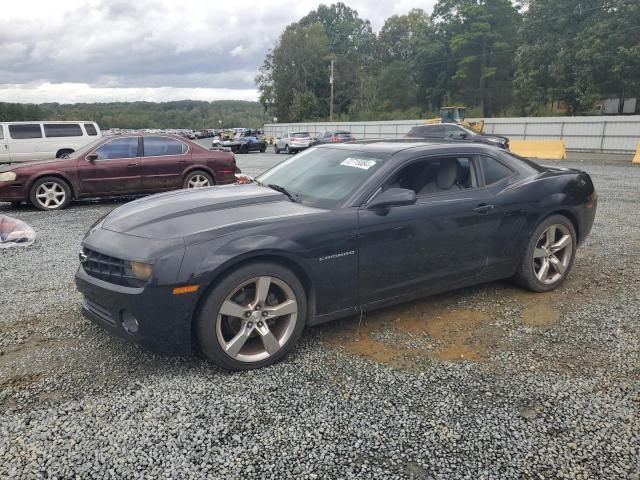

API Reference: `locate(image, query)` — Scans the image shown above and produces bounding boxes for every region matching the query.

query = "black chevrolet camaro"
[76,141,597,370]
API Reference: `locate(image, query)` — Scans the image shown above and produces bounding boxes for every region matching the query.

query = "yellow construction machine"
[425,107,485,133]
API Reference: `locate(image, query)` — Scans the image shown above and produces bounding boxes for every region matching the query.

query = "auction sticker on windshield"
[340,158,377,170]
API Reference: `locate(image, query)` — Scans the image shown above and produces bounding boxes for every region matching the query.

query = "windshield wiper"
[267,183,298,203]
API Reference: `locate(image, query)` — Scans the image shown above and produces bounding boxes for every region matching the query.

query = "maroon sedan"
[0,134,238,210]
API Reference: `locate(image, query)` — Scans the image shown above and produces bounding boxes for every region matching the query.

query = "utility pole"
[329,59,334,121]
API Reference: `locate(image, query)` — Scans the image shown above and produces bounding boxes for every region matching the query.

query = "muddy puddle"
[320,287,564,368]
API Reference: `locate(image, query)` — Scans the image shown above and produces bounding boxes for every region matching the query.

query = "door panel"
[141,137,189,191]
[77,137,142,196]
[357,188,499,305]
[0,126,10,162]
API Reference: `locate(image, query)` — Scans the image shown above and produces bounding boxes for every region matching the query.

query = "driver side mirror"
[367,188,416,209]
[86,153,98,162]
[450,132,468,140]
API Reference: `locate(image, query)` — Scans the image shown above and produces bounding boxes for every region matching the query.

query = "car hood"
[101,184,325,241]
[0,158,64,172]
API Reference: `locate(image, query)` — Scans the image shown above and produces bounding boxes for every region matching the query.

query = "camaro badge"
[319,250,355,262]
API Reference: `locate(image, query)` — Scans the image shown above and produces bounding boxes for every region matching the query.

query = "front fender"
[177,234,308,286]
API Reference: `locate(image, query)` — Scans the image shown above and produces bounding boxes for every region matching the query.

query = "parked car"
[274,132,313,154]
[75,140,596,370]
[221,136,267,154]
[0,121,102,163]
[0,134,238,210]
[406,124,510,150]
[313,130,355,145]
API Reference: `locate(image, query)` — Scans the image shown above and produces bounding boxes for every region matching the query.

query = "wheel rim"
[35,182,66,209]
[532,224,572,285]
[187,174,210,188]
[216,276,298,363]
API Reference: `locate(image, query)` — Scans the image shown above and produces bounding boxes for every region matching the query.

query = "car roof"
[320,138,494,155]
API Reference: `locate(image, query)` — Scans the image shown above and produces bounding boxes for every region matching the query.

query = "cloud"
[0,0,436,103]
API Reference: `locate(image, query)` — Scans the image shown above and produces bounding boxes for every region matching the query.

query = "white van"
[0,121,102,163]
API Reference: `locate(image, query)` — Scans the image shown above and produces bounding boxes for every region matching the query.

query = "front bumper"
[75,267,197,354]
[0,181,26,202]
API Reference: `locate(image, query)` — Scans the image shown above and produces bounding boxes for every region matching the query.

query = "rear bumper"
[75,267,197,354]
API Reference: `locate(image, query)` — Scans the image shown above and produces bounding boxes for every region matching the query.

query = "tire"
[196,262,307,370]
[240,144,249,154]
[513,214,577,292]
[182,170,214,189]
[260,145,266,153]
[274,144,280,154]
[29,177,72,211]
[284,145,290,154]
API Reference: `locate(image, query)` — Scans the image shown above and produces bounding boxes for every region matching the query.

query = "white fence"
[264,115,640,153]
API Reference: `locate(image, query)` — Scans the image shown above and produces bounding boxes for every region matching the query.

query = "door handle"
[127,163,137,167]
[474,204,494,214]
[178,160,187,164]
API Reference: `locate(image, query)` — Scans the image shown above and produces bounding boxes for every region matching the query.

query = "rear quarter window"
[44,123,83,137]
[481,156,514,185]
[84,123,98,136]
[9,124,42,139]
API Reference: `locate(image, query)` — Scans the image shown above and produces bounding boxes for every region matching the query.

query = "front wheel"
[514,215,576,292]
[29,177,72,210]
[196,262,307,370]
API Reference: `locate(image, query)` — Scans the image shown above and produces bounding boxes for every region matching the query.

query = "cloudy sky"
[0,0,436,104]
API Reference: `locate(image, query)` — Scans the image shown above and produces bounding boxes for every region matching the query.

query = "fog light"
[121,310,139,334]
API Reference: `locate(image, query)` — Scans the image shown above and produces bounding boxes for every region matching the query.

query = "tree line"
[256,0,640,122]
[0,100,268,129]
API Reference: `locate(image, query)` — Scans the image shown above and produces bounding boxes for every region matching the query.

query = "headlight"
[0,172,17,182]
[130,261,153,281]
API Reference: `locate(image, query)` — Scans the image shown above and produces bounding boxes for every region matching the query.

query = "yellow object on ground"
[632,144,640,164]
[510,140,567,160]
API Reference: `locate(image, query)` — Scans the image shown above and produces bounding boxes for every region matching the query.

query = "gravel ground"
[0,154,639,479]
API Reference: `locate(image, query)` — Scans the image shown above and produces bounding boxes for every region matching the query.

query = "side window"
[386,156,476,196]
[9,124,42,139]
[44,123,83,137]
[0,126,4,140]
[143,137,186,156]
[480,156,514,185]
[95,137,139,160]
[84,124,98,136]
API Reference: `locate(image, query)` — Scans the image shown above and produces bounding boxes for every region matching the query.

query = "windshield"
[292,132,310,138]
[457,125,478,137]
[256,147,389,208]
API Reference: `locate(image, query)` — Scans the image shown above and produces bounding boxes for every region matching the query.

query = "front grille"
[83,297,116,326]
[81,248,144,287]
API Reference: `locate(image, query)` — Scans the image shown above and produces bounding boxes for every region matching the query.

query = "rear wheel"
[182,170,213,189]
[514,214,576,292]
[29,177,72,210]
[196,262,307,370]
[284,145,290,154]
[274,144,280,154]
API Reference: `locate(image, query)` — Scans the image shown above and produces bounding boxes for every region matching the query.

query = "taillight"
[331,136,339,142]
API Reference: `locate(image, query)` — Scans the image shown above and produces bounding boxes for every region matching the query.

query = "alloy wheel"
[532,224,573,285]
[187,175,210,188]
[35,182,66,209]
[216,276,298,363]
